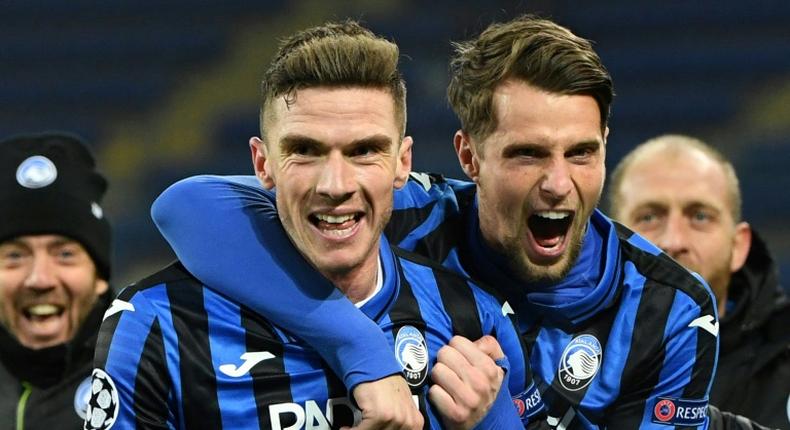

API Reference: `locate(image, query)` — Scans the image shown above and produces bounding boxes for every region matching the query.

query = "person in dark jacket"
[609,134,790,429]
[0,132,113,429]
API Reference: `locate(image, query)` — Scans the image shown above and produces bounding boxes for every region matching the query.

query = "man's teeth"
[325,227,354,237]
[315,214,355,224]
[27,304,60,317]
[534,211,570,220]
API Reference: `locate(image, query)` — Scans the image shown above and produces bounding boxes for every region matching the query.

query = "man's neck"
[324,252,381,304]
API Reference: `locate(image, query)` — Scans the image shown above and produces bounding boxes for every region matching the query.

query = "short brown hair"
[260,20,407,138]
[608,134,743,222]
[447,15,613,141]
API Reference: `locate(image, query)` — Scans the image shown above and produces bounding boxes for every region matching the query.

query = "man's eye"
[0,250,26,267]
[55,246,81,262]
[637,213,655,223]
[569,147,594,158]
[691,211,712,224]
[350,145,377,157]
[2,251,23,261]
[506,147,540,159]
[634,212,661,227]
[291,144,314,156]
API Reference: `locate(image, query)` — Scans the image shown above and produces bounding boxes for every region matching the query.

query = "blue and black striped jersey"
[149,174,718,429]
[385,174,720,429]
[84,238,542,429]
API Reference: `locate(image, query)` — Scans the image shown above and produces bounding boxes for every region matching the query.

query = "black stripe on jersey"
[321,363,355,428]
[166,280,223,429]
[616,223,715,308]
[388,180,476,265]
[509,313,535,397]
[432,269,483,340]
[617,224,718,400]
[239,307,291,430]
[682,320,717,401]
[133,261,194,288]
[609,278,676,428]
[386,201,438,245]
[411,215,464,265]
[385,172,448,245]
[388,268,431,430]
[388,266,426,329]
[133,318,171,427]
[94,286,138,368]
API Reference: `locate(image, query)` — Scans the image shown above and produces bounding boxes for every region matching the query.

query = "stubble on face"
[471,80,605,286]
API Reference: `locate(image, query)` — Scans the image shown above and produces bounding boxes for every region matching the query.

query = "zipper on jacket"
[16,381,32,430]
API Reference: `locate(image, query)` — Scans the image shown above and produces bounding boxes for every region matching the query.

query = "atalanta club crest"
[558,334,602,391]
[16,155,57,189]
[395,325,428,387]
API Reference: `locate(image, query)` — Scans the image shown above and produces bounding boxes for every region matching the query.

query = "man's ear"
[454,130,480,182]
[94,278,109,296]
[250,136,275,189]
[730,221,752,273]
[393,136,413,189]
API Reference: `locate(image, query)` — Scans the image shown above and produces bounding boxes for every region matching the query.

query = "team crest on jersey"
[395,325,428,386]
[558,334,602,391]
[84,368,119,430]
[16,155,57,189]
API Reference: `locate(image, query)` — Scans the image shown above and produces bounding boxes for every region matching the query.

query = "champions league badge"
[395,325,428,387]
[74,376,92,420]
[84,368,120,430]
[558,334,602,391]
[16,155,57,189]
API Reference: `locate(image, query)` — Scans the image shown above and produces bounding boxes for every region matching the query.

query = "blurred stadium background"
[2,0,788,290]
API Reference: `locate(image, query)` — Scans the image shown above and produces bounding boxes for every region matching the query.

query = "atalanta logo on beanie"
[16,155,57,189]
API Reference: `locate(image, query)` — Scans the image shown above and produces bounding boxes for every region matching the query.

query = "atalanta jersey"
[386,174,719,429]
[150,174,718,429]
[84,238,542,429]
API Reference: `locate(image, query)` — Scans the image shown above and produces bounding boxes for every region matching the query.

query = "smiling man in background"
[0,132,112,429]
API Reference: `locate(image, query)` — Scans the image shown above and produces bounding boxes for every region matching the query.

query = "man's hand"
[429,335,506,430]
[343,374,424,430]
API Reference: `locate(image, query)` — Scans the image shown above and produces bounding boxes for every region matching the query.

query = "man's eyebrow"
[569,139,602,150]
[349,135,393,148]
[49,237,79,248]
[633,201,668,212]
[279,134,324,149]
[685,201,721,214]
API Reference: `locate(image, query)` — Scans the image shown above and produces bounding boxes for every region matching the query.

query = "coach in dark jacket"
[711,232,789,428]
[0,132,113,429]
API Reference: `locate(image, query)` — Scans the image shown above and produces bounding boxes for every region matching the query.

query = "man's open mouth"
[527,211,574,250]
[309,212,363,238]
[23,304,65,321]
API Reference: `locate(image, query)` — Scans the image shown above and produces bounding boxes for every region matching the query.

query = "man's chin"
[522,260,573,284]
[513,244,581,285]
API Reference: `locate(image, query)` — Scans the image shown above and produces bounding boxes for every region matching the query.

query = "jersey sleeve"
[85,287,172,429]
[150,175,401,391]
[472,284,547,426]
[471,375,525,429]
[607,284,718,429]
